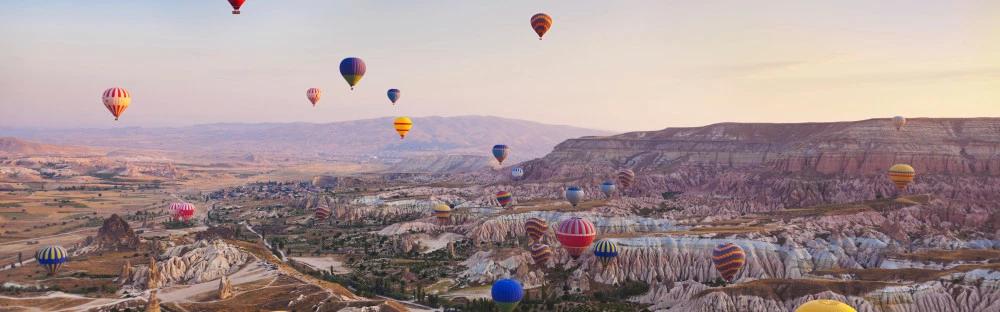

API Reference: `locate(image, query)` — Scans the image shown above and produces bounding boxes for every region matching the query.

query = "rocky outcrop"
[146,290,161,312]
[119,260,133,285]
[218,275,233,300]
[130,240,251,289]
[146,256,161,289]
[95,214,140,251]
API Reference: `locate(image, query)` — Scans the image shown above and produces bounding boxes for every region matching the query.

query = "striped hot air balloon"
[306,88,322,107]
[555,217,596,259]
[511,167,524,179]
[387,89,401,105]
[102,87,131,121]
[339,57,366,90]
[529,243,552,265]
[617,169,636,189]
[492,145,510,165]
[565,186,583,207]
[228,0,246,14]
[892,116,906,131]
[491,279,524,312]
[887,164,915,191]
[433,203,451,224]
[315,202,332,221]
[600,180,616,198]
[524,217,548,242]
[496,191,514,209]
[712,243,746,283]
[393,117,412,139]
[168,202,196,222]
[593,239,619,266]
[795,300,857,312]
[530,13,552,40]
[35,245,68,275]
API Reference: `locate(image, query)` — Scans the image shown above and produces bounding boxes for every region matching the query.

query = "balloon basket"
[232,10,240,15]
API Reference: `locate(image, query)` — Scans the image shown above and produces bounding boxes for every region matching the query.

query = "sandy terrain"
[290,256,353,274]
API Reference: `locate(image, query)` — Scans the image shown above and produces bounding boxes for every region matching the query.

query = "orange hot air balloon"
[306,88,322,107]
[887,164,915,191]
[394,117,413,139]
[530,13,552,40]
[102,87,131,121]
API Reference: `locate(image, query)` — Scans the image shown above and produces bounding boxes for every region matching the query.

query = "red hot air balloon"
[306,88,322,107]
[168,202,196,222]
[525,217,548,242]
[555,217,596,258]
[530,13,552,40]
[102,87,131,121]
[228,0,246,14]
[315,203,332,221]
[712,243,746,283]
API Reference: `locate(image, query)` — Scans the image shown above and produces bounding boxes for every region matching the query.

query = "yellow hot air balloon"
[394,117,413,139]
[433,203,451,224]
[887,164,915,191]
[794,299,857,312]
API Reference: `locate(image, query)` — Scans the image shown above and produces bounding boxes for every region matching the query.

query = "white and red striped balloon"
[168,202,196,222]
[102,87,131,121]
[306,88,322,107]
[555,217,597,258]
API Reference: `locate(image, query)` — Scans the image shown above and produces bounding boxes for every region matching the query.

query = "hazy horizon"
[3,1,999,132]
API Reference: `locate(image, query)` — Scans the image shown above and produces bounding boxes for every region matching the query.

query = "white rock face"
[129,240,252,289]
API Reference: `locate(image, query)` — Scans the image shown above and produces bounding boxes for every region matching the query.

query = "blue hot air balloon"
[35,245,69,275]
[492,144,510,165]
[593,239,619,265]
[511,167,524,179]
[600,180,616,198]
[339,57,366,90]
[387,88,401,105]
[491,278,524,312]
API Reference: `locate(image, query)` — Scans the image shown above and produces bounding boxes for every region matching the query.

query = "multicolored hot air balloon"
[617,169,636,189]
[712,243,746,283]
[887,164,915,191]
[530,13,553,40]
[492,145,510,165]
[565,186,583,207]
[491,278,524,312]
[529,243,552,265]
[102,87,131,121]
[306,88,322,107]
[496,191,514,209]
[315,202,331,221]
[593,239,618,266]
[511,167,524,179]
[600,180,616,198]
[387,89,401,105]
[433,203,452,224]
[525,217,548,242]
[339,57,366,90]
[893,116,906,131]
[35,245,68,275]
[228,0,246,14]
[794,300,857,312]
[394,117,412,139]
[168,202,196,222]
[555,217,596,258]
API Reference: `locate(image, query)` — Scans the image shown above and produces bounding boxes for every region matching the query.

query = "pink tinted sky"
[1,1,999,131]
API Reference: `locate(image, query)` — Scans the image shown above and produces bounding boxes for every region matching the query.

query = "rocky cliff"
[95,214,140,251]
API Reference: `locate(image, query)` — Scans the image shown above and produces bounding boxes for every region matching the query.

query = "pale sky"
[1,1,998,131]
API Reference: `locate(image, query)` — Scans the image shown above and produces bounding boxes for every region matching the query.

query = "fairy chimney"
[119,260,133,284]
[146,257,161,289]
[146,290,161,312]
[218,275,234,300]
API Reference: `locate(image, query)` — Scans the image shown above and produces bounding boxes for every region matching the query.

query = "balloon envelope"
[496,191,514,209]
[795,300,857,312]
[555,217,596,258]
[530,13,552,39]
[168,202,196,222]
[393,117,412,139]
[387,89,401,104]
[339,57,366,89]
[433,203,451,223]
[102,87,131,121]
[525,217,548,242]
[529,243,552,265]
[35,245,68,275]
[306,88,322,106]
[593,239,618,265]
[511,167,524,179]
[617,169,636,189]
[712,243,746,282]
[492,144,510,164]
[600,180,616,197]
[565,186,584,207]
[491,279,524,312]
[887,164,915,191]
[893,116,906,130]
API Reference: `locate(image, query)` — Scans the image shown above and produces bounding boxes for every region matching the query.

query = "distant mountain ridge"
[0,137,98,156]
[0,116,611,165]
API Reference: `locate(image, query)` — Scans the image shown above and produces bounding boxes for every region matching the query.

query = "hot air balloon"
[529,243,552,265]
[102,87,131,121]
[339,57,366,90]
[887,164,915,191]
[565,186,584,207]
[35,245,68,275]
[794,300,857,312]
[491,279,524,312]
[893,116,906,131]
[496,191,514,209]
[555,217,596,258]
[530,13,552,40]
[511,167,524,179]
[525,217,548,242]
[228,0,245,14]
[600,180,616,198]
[306,88,322,107]
[393,117,412,139]
[168,202,196,222]
[387,89,401,105]
[712,243,746,283]
[315,202,332,221]
[617,169,636,189]
[433,203,452,224]
[593,239,618,266]
[492,145,510,165]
